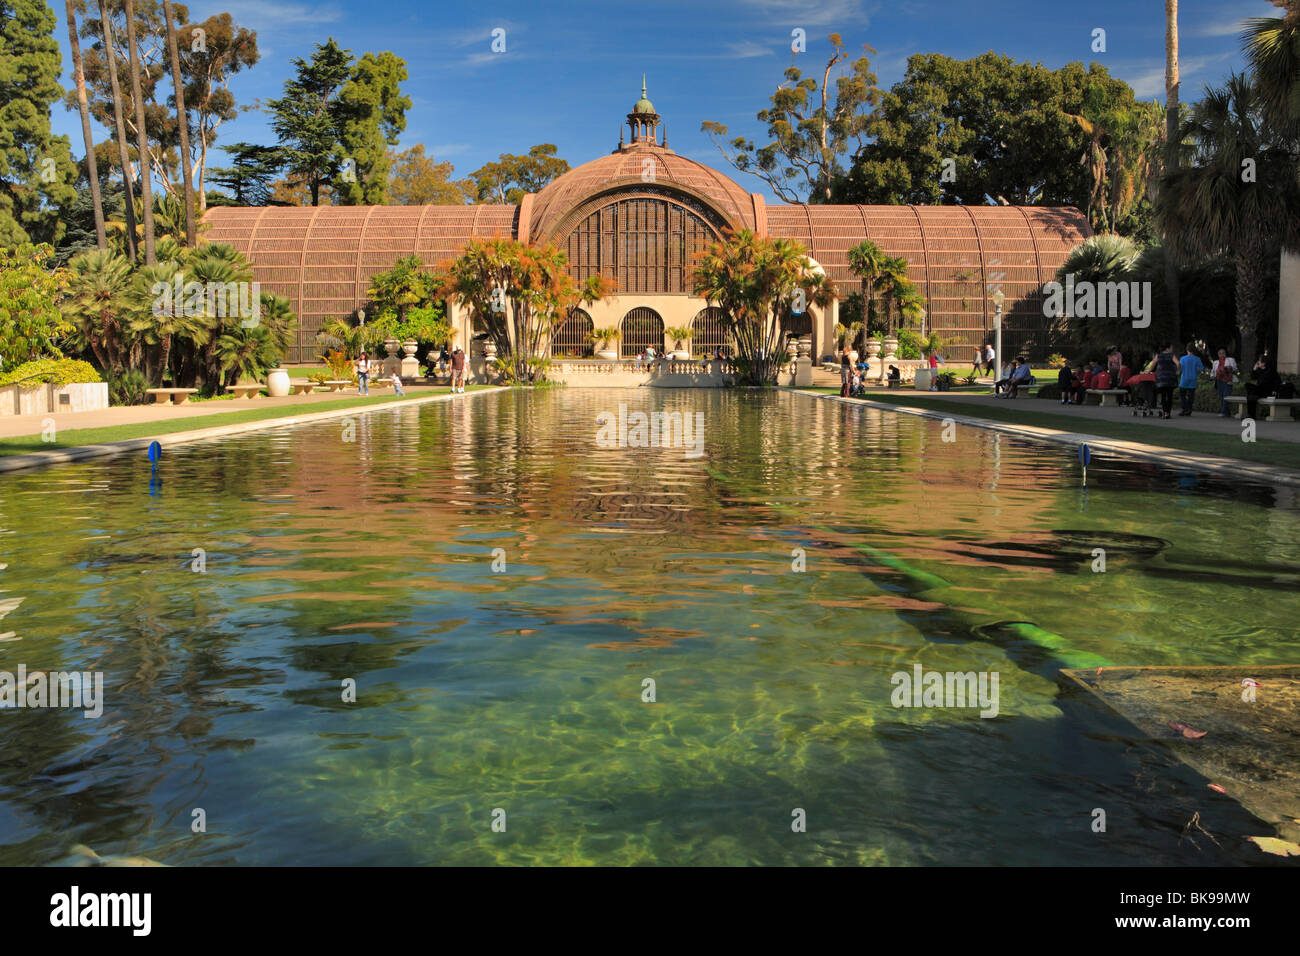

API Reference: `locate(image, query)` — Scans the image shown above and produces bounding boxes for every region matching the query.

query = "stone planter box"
[1,382,109,417]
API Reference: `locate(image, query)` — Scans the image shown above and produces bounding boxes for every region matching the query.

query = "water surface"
[1,389,1297,865]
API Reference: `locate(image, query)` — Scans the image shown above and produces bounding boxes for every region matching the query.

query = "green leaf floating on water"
[1246,836,1300,857]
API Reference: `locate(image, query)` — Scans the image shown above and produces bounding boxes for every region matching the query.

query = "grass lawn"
[0,386,494,457]
[797,387,1300,472]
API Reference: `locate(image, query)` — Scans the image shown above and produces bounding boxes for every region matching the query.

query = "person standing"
[1057,360,1073,405]
[356,351,370,396]
[1153,344,1179,419]
[450,346,466,393]
[390,370,405,396]
[983,342,995,374]
[1209,348,1238,416]
[839,352,851,397]
[971,348,982,376]
[1177,345,1205,416]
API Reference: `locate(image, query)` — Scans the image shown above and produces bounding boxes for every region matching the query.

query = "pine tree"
[0,0,78,245]
[336,51,410,204]
[266,38,353,206]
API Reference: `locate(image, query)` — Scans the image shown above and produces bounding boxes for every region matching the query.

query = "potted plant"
[590,327,620,361]
[935,370,957,391]
[665,326,691,360]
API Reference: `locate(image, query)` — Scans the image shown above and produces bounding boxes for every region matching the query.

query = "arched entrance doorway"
[691,307,730,356]
[620,306,664,357]
[551,308,594,357]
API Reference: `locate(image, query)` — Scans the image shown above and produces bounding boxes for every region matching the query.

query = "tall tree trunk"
[1235,240,1268,369]
[124,0,156,264]
[1164,0,1181,339]
[98,0,137,261]
[162,0,194,245]
[66,0,106,250]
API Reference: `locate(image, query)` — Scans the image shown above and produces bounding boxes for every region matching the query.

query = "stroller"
[1130,378,1157,417]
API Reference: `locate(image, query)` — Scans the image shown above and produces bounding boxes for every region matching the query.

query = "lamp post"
[991,289,1005,387]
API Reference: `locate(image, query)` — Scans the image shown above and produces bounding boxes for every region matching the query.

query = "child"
[390,371,405,396]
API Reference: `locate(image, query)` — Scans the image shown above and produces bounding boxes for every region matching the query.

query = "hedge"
[0,358,103,388]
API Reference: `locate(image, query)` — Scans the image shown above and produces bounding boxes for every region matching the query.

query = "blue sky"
[50,0,1281,203]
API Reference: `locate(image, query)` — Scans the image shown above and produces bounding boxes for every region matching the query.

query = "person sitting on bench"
[887,365,901,386]
[994,359,1018,396]
[1001,359,1033,398]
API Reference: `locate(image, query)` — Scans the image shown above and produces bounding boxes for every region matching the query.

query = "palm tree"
[847,239,889,334]
[873,256,911,336]
[64,249,136,373]
[96,0,137,261]
[692,230,835,385]
[1243,2,1300,140]
[1054,234,1140,286]
[123,0,156,264]
[1157,74,1300,364]
[1164,0,1181,330]
[317,318,384,358]
[128,259,185,385]
[66,0,106,250]
[162,0,195,245]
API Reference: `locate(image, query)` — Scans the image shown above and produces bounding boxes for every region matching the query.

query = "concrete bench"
[1229,396,1300,421]
[145,388,199,406]
[288,381,318,395]
[1086,388,1128,407]
[322,380,352,392]
[228,384,263,399]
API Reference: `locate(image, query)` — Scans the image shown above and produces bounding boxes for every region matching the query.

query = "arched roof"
[527,145,757,240]
[203,204,517,356]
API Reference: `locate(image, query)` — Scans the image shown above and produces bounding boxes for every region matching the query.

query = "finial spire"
[642,74,646,98]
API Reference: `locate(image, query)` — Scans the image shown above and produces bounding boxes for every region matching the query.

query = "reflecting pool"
[1,389,1297,865]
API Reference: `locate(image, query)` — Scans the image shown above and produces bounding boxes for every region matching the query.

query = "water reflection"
[0,390,1296,865]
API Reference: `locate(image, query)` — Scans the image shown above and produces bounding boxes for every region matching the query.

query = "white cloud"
[1192,5,1279,38]
[735,0,876,28]
[1125,52,1237,100]
[725,41,773,58]
[218,1,343,30]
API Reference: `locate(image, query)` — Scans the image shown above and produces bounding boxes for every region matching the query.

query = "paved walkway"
[0,385,446,440]
[863,387,1300,442]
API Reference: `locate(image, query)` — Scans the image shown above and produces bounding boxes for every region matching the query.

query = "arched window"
[563,197,718,294]
[620,307,664,356]
[691,307,730,356]
[551,308,594,357]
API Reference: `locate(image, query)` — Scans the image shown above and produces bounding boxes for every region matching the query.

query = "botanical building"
[206,84,1091,364]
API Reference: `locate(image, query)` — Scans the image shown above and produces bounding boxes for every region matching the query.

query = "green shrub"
[0,358,102,388]
[897,329,922,359]
[106,368,149,406]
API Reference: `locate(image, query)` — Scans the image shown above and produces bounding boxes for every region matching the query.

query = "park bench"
[228,384,263,399]
[1226,395,1300,422]
[289,381,318,395]
[1086,388,1128,408]
[145,387,199,406]
[322,380,352,392]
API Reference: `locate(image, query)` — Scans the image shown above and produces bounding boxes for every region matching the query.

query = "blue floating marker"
[147,440,162,464]
[1078,443,1091,487]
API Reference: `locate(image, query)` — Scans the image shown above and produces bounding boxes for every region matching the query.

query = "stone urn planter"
[865,338,882,360]
[881,336,899,359]
[400,339,420,378]
[913,367,934,391]
[266,368,290,397]
[596,349,618,361]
